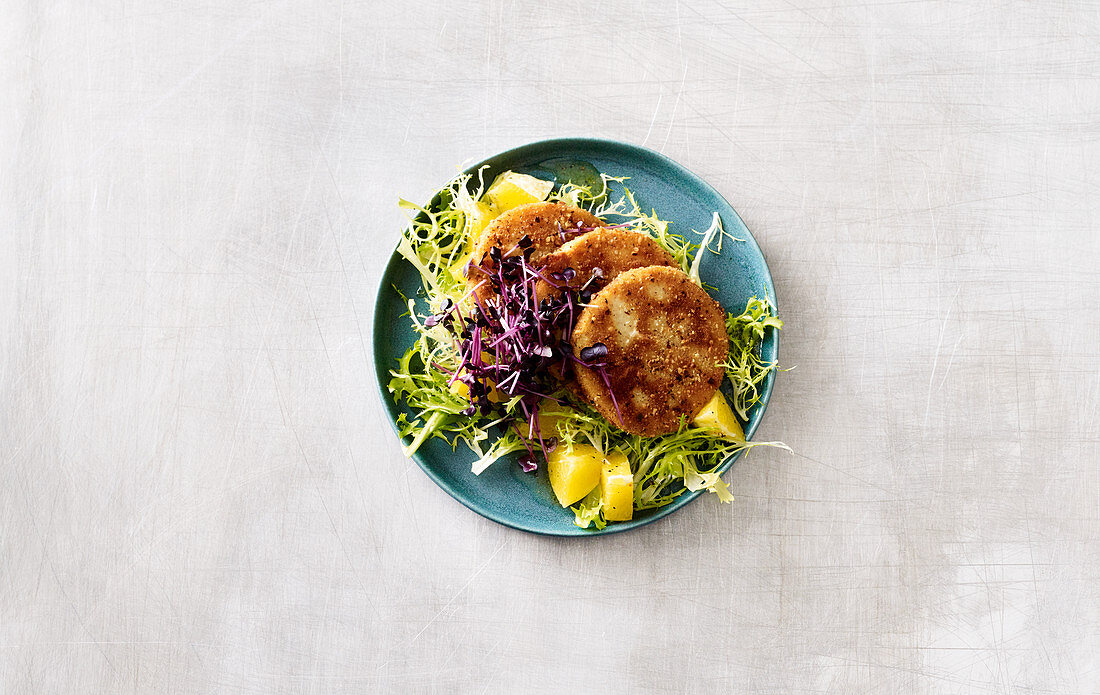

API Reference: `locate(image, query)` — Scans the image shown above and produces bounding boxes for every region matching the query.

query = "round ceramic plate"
[373,138,778,536]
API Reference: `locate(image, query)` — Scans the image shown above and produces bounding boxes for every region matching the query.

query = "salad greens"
[389,168,785,528]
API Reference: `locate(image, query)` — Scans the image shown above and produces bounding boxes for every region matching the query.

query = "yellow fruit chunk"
[547,443,603,507]
[693,391,745,441]
[449,252,471,284]
[449,379,504,404]
[448,360,504,403]
[601,450,634,521]
[535,411,562,435]
[528,404,571,439]
[485,171,554,213]
[463,201,496,254]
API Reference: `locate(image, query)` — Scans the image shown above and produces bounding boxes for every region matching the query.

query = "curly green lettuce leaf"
[571,489,607,530]
[396,169,488,300]
[391,168,788,512]
[724,297,783,420]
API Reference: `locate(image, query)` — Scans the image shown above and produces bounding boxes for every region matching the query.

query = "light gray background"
[2,1,1098,693]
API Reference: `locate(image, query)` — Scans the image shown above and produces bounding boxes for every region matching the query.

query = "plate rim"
[372,137,778,536]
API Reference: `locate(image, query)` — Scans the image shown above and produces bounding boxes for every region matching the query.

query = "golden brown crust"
[572,266,728,436]
[535,228,678,302]
[466,201,602,301]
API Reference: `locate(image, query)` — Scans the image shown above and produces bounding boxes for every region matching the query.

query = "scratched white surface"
[2,1,1099,693]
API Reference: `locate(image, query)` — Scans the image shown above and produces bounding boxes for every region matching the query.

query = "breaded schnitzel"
[535,227,678,302]
[466,201,601,301]
[572,266,727,436]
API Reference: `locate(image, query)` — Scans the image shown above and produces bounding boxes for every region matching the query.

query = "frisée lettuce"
[388,167,786,528]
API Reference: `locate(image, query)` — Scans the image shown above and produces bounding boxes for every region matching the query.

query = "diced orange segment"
[601,450,634,521]
[485,172,554,213]
[693,391,745,441]
[463,201,496,254]
[547,444,603,507]
[449,253,472,283]
[449,374,504,404]
[528,405,571,439]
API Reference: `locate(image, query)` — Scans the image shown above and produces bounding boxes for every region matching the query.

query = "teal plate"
[373,138,778,536]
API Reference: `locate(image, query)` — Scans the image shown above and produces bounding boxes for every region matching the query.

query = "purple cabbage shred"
[432,243,614,472]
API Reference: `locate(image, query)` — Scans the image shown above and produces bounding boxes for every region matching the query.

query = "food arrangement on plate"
[387,165,785,529]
